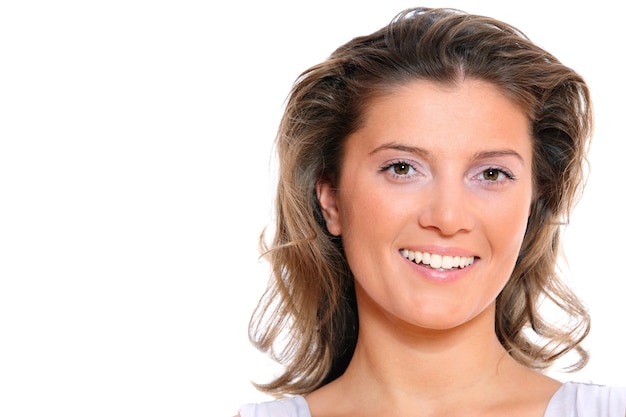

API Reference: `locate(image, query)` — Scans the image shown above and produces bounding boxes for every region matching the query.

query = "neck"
[306,288,560,416]
[337,290,523,407]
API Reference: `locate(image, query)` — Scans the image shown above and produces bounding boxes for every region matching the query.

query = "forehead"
[349,79,532,155]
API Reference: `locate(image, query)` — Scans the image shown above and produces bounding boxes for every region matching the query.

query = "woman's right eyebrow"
[368,142,431,159]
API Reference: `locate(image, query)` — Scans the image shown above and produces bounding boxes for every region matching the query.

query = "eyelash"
[379,161,516,184]
[379,160,420,179]
[476,167,516,183]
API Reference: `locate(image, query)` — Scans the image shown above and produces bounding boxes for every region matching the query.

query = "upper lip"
[399,246,476,258]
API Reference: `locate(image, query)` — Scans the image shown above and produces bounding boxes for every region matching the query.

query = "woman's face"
[317,79,533,331]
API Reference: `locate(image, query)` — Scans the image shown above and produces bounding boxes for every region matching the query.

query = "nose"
[417,180,475,236]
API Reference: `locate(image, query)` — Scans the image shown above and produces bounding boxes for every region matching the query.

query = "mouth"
[401,249,475,271]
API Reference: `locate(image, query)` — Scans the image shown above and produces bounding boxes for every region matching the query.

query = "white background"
[0,1,624,416]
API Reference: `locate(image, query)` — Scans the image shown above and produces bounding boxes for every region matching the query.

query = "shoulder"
[544,381,626,417]
[238,395,311,417]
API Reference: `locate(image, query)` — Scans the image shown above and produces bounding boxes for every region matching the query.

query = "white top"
[239,382,626,417]
[544,382,626,416]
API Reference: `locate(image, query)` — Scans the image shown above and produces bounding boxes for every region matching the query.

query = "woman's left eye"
[478,168,514,182]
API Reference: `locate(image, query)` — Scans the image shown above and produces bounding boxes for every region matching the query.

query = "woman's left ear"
[316,179,342,236]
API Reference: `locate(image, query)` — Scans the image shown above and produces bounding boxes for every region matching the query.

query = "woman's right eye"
[391,162,413,175]
[380,161,419,178]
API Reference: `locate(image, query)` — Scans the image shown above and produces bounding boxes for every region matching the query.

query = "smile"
[401,249,475,270]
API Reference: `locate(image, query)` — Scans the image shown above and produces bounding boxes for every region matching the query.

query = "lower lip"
[401,253,476,284]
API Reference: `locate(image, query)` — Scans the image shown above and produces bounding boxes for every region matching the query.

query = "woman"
[238,7,626,416]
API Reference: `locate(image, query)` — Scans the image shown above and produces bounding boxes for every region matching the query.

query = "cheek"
[491,197,532,253]
[339,192,384,243]
[339,181,412,238]
[337,183,401,259]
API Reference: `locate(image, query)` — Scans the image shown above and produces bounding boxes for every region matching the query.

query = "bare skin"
[237,79,565,417]
[308,79,562,416]
[304,299,561,417]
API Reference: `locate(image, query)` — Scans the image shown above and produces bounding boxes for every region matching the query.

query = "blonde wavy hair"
[249,7,592,397]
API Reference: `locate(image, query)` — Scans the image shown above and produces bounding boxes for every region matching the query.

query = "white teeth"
[401,249,474,270]
[430,254,442,269]
[414,251,422,263]
[442,256,455,269]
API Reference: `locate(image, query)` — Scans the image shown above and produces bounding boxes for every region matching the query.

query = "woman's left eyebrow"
[369,143,525,165]
[472,149,525,165]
